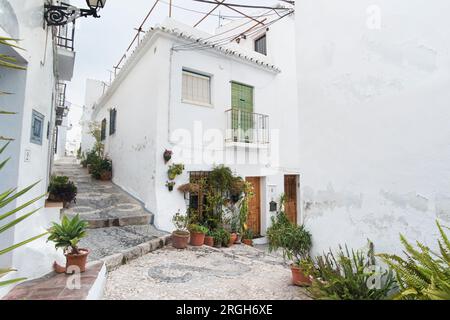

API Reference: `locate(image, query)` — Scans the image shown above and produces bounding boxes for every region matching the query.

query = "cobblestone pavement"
[104,245,311,300]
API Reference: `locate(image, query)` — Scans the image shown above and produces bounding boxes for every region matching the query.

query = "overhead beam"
[193,0,225,28]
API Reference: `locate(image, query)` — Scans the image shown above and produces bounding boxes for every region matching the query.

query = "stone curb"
[99,234,172,272]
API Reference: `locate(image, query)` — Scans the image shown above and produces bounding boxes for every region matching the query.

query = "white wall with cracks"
[296,0,450,256]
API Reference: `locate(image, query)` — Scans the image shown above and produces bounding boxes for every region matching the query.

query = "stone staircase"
[52,158,169,263]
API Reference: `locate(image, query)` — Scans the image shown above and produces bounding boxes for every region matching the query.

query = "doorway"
[284,175,298,225]
[245,177,261,236]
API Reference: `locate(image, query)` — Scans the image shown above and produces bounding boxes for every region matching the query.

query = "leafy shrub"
[48,175,77,205]
[379,221,450,300]
[168,163,184,180]
[211,228,230,247]
[91,157,112,180]
[208,165,234,193]
[172,211,189,233]
[189,224,208,235]
[306,243,396,300]
[47,215,89,255]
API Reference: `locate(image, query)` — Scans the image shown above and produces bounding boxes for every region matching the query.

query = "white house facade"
[295,0,450,256]
[0,0,76,296]
[90,15,300,234]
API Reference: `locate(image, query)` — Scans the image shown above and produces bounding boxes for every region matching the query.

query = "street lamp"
[44,0,107,26]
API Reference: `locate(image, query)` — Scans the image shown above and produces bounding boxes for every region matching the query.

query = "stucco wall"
[0,0,62,296]
[295,0,450,256]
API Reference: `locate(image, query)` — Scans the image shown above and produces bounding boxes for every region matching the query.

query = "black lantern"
[270,200,278,212]
[44,0,107,26]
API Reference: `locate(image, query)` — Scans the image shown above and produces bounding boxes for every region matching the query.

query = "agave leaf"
[0,232,48,256]
[0,136,14,141]
[0,181,41,209]
[0,141,11,154]
[0,37,24,50]
[0,111,16,115]
[0,277,27,287]
[0,268,16,278]
[0,158,10,171]
[0,207,42,234]
[0,193,45,222]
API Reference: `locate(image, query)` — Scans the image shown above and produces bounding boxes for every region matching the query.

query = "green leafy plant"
[47,176,77,205]
[210,228,230,247]
[242,228,254,241]
[0,38,47,287]
[166,181,176,191]
[379,221,450,300]
[90,157,112,180]
[168,163,184,180]
[307,243,396,300]
[172,211,189,234]
[189,224,208,235]
[47,215,89,255]
[208,165,234,193]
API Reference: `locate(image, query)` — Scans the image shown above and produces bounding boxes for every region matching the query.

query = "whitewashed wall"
[295,0,450,256]
[94,19,301,233]
[0,0,62,297]
[81,79,105,154]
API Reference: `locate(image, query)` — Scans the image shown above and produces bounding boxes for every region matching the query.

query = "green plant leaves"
[47,215,89,253]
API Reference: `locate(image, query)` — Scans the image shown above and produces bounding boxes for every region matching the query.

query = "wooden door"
[246,177,261,236]
[284,175,298,224]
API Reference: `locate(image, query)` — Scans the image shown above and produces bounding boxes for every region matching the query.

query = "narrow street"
[53,158,168,261]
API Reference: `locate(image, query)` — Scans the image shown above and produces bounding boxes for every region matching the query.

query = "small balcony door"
[231,82,254,143]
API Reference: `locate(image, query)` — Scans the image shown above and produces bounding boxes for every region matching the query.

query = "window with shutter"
[101,118,107,141]
[254,34,267,55]
[182,70,211,106]
[109,108,117,135]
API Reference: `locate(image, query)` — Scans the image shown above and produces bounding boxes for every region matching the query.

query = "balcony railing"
[57,82,66,108]
[225,108,270,145]
[56,23,75,51]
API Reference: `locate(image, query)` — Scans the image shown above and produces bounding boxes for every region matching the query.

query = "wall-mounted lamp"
[44,0,107,26]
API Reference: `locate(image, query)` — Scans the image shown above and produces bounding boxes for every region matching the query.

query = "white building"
[90,14,299,234]
[0,0,76,296]
[80,79,107,155]
[295,0,450,255]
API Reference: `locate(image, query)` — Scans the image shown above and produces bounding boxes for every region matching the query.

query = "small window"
[101,118,107,141]
[109,108,117,135]
[182,70,211,106]
[255,34,267,55]
[30,110,44,145]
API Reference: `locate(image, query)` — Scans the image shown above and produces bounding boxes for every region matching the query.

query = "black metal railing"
[225,108,270,144]
[57,82,66,108]
[55,22,75,51]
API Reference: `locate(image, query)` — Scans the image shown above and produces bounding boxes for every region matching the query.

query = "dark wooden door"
[246,177,261,236]
[284,175,298,224]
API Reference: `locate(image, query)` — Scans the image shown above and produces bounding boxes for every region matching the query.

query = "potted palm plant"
[189,224,208,246]
[166,181,176,192]
[267,214,313,286]
[47,215,90,274]
[242,228,254,246]
[172,211,190,249]
[204,230,215,247]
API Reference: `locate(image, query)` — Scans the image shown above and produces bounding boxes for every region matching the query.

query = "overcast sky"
[66,0,282,107]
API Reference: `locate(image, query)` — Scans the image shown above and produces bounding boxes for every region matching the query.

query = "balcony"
[55,82,69,126]
[225,108,270,146]
[55,23,75,81]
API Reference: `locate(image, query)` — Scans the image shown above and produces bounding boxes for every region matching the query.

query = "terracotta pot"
[243,239,253,246]
[204,236,214,247]
[65,249,90,274]
[190,232,206,247]
[172,231,190,249]
[100,171,112,181]
[228,233,238,247]
[291,265,312,287]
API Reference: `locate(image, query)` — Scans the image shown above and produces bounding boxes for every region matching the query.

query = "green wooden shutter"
[231,82,254,142]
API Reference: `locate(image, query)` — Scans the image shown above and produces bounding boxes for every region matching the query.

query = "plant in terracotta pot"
[242,228,254,246]
[267,211,313,287]
[171,211,190,250]
[91,157,112,181]
[163,149,173,164]
[47,215,90,274]
[188,224,208,246]
[204,230,215,247]
[168,163,184,180]
[47,175,77,208]
[166,181,176,192]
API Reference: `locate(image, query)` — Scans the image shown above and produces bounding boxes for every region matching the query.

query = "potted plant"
[163,149,173,163]
[47,175,77,208]
[267,216,313,286]
[211,229,223,248]
[221,229,231,247]
[47,215,90,274]
[168,163,184,180]
[189,224,208,246]
[91,157,113,181]
[242,228,254,246]
[172,211,190,249]
[166,181,176,192]
[204,230,215,247]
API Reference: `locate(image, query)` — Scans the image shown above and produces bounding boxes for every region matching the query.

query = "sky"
[64,0,282,149]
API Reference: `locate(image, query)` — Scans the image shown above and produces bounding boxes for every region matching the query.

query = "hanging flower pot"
[163,150,173,164]
[166,181,176,192]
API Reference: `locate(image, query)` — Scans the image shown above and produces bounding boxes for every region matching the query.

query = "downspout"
[168,47,174,143]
